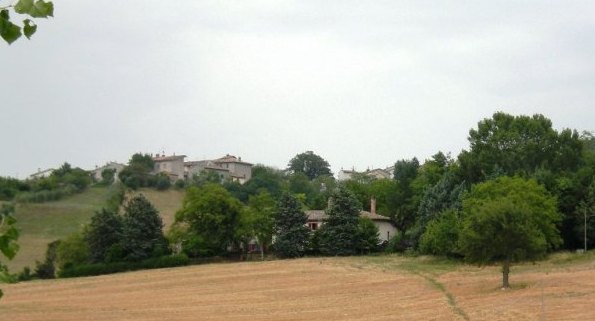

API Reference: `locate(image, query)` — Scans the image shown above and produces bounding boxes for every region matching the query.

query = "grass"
[6,186,110,272]
[128,188,185,230]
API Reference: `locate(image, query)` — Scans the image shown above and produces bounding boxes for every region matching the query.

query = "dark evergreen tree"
[121,195,168,261]
[85,208,123,263]
[319,186,361,256]
[273,193,310,258]
[356,217,380,253]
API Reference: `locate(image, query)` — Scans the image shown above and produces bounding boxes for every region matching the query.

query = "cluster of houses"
[29,154,398,245]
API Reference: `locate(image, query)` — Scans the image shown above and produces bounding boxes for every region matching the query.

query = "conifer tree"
[319,186,362,256]
[274,193,310,258]
[121,195,167,261]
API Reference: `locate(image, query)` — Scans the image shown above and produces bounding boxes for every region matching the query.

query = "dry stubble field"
[1,255,594,321]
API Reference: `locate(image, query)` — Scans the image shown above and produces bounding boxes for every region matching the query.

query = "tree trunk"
[502,260,510,289]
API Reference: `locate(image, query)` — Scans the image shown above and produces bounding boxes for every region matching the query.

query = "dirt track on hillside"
[1,257,594,321]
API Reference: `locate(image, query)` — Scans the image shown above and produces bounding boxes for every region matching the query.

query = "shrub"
[58,254,189,278]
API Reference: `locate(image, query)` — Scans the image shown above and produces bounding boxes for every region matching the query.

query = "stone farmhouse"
[152,154,186,181]
[185,154,253,184]
[152,153,253,184]
[337,167,393,181]
[305,198,397,243]
[90,161,126,182]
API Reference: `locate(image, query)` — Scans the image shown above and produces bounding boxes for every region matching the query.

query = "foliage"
[174,179,186,189]
[287,151,332,180]
[119,153,155,190]
[412,172,465,247]
[318,186,362,256]
[0,203,19,299]
[104,182,125,213]
[100,168,116,185]
[273,193,310,258]
[384,231,405,253]
[155,173,171,191]
[58,254,189,278]
[85,208,123,263]
[121,195,168,261]
[34,240,60,279]
[237,191,276,258]
[356,217,380,253]
[458,112,583,183]
[576,179,595,249]
[392,158,421,232]
[191,170,225,187]
[419,209,460,256]
[175,184,242,255]
[56,232,90,270]
[458,177,562,288]
[0,176,29,200]
[0,0,53,44]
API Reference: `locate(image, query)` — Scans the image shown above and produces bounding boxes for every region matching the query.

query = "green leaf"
[14,0,53,18]
[23,19,36,39]
[0,10,22,44]
[14,0,34,15]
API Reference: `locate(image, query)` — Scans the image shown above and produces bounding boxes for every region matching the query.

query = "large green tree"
[175,184,242,255]
[237,191,276,259]
[458,177,562,288]
[0,203,18,299]
[318,186,362,256]
[273,193,310,258]
[0,0,53,44]
[121,195,168,261]
[85,208,123,263]
[458,112,582,183]
[287,151,332,180]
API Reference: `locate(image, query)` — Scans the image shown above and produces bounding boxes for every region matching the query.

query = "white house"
[305,198,398,243]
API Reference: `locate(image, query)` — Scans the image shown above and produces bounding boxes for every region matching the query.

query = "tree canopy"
[318,186,362,256]
[273,193,310,258]
[175,184,242,255]
[287,151,332,180]
[458,177,562,288]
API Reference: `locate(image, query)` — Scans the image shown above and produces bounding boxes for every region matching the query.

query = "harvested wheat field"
[1,254,595,321]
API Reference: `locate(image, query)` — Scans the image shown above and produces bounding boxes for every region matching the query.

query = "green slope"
[7,187,110,272]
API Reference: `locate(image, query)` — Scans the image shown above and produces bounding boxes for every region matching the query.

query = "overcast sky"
[2,0,594,178]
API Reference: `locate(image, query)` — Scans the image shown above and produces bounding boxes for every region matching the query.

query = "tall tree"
[273,193,310,258]
[458,112,582,183]
[121,195,167,261]
[458,177,562,288]
[287,151,332,180]
[319,186,362,256]
[238,191,276,259]
[392,158,420,232]
[85,208,123,263]
[175,184,242,254]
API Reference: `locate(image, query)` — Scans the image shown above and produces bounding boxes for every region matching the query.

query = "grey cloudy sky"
[2,0,594,178]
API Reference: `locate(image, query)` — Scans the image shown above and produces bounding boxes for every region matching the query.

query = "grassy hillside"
[128,188,185,230]
[2,253,595,320]
[7,187,111,272]
[7,187,186,272]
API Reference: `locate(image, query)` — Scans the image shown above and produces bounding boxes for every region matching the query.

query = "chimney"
[370,197,376,215]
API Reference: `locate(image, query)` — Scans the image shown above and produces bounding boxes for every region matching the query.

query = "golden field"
[1,253,594,321]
